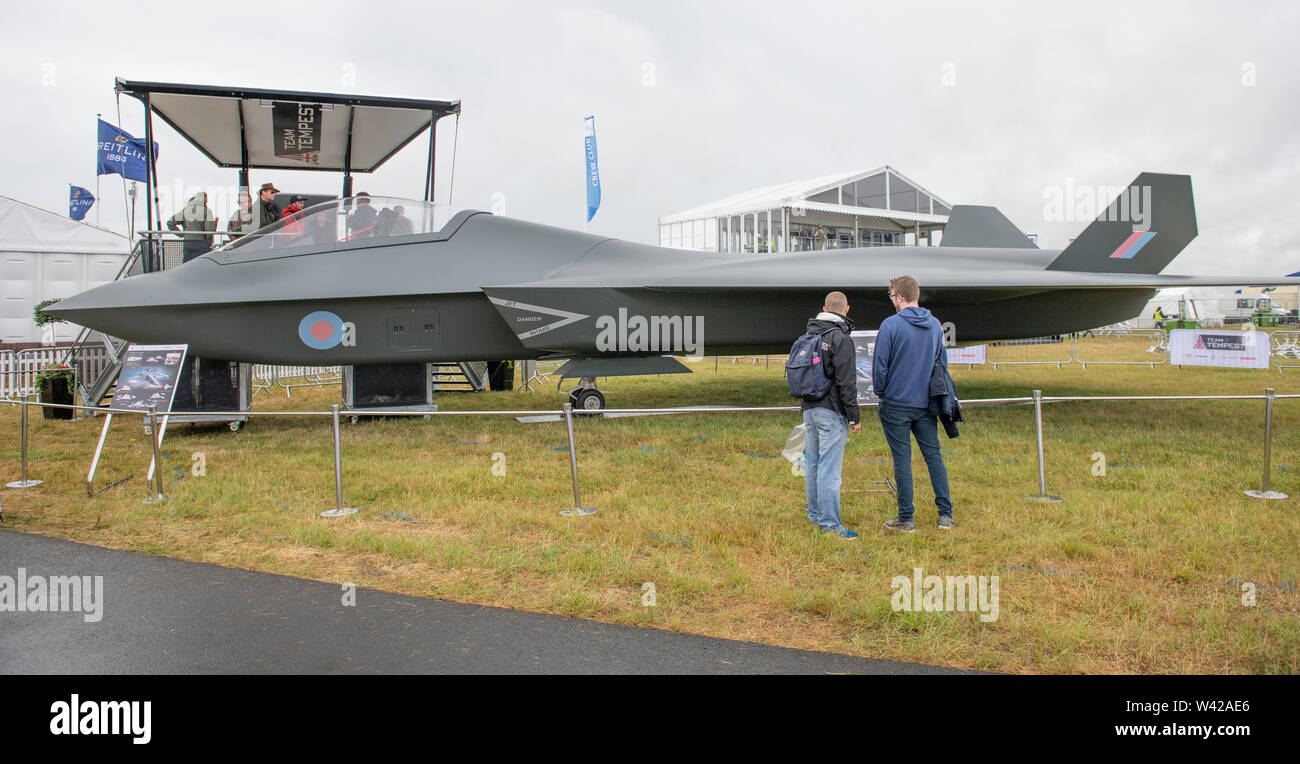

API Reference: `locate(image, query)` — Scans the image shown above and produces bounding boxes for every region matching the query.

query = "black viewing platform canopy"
[115,78,461,211]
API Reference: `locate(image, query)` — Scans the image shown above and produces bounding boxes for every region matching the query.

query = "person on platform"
[306,207,335,245]
[347,192,377,239]
[252,182,281,232]
[375,206,396,237]
[391,205,414,235]
[167,191,217,263]
[280,195,308,241]
[225,190,253,244]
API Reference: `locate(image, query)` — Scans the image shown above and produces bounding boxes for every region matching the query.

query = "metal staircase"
[430,362,488,392]
[59,329,130,408]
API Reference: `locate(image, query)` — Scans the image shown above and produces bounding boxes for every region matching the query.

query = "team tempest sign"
[1170,328,1269,369]
[1194,333,1246,351]
[272,102,322,159]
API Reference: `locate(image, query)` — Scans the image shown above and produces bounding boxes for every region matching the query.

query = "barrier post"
[560,402,597,516]
[1245,387,1288,499]
[6,398,43,489]
[321,404,359,517]
[1026,389,1063,503]
[142,405,165,503]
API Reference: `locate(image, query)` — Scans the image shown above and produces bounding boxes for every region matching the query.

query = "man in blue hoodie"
[872,275,954,532]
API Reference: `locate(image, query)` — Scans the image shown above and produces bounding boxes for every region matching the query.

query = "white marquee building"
[658,166,951,254]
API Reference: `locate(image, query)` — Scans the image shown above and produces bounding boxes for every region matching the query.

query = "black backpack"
[786,327,837,400]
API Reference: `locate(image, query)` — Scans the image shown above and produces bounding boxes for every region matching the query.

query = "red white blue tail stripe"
[1108,231,1157,259]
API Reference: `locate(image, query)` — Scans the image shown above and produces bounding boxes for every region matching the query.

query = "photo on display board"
[850,330,879,405]
[109,344,189,413]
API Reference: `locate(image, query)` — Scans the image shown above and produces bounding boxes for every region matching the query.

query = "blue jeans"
[803,407,848,529]
[877,401,952,523]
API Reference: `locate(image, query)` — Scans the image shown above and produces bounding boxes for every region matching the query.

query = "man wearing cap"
[252,182,281,232]
[281,195,308,241]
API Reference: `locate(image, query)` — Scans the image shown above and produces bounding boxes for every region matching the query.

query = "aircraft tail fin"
[940,205,1038,249]
[1045,172,1196,273]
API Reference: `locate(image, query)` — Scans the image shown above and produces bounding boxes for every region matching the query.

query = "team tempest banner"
[1169,328,1269,369]
[272,102,322,161]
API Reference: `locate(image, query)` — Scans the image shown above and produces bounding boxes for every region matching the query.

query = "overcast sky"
[2,0,1296,274]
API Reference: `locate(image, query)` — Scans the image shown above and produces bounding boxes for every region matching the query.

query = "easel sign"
[111,345,187,412]
[87,344,188,497]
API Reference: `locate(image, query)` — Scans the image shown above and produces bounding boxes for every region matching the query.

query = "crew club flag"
[69,186,94,221]
[96,119,158,182]
[584,115,601,223]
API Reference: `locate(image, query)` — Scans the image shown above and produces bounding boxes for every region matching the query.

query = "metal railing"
[3,388,1290,517]
[127,230,227,275]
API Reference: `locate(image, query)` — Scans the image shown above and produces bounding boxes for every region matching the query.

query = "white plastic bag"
[781,422,806,473]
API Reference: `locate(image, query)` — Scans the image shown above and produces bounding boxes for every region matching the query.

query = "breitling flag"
[584,115,601,223]
[96,119,157,182]
[68,186,94,221]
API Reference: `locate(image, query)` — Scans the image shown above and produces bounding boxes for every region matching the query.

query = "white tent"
[0,195,129,344]
[1139,287,1230,326]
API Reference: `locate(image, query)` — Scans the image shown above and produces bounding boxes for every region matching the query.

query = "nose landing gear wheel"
[569,387,605,413]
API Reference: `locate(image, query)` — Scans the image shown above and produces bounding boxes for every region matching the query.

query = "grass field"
[2,352,1298,674]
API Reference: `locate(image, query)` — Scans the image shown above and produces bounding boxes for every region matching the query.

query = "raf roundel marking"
[299,311,346,349]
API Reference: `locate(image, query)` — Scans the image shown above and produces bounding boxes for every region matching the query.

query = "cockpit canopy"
[220,196,465,255]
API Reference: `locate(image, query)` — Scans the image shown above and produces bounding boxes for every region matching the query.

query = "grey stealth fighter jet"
[51,172,1296,408]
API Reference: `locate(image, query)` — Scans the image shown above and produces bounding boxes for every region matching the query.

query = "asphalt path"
[0,529,965,674]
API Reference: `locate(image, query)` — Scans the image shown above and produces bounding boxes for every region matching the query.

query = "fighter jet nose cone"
[45,271,171,339]
[48,279,127,316]
[44,290,92,320]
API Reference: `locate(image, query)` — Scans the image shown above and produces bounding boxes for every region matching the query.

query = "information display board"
[850,330,879,405]
[110,345,188,412]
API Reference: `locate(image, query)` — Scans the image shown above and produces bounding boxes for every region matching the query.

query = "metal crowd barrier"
[1271,331,1300,372]
[707,355,785,371]
[0,348,69,399]
[987,336,1076,368]
[250,365,344,397]
[1072,330,1169,368]
[3,389,1290,520]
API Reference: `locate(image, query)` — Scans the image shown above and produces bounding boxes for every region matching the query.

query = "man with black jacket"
[800,291,861,539]
[252,182,281,233]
